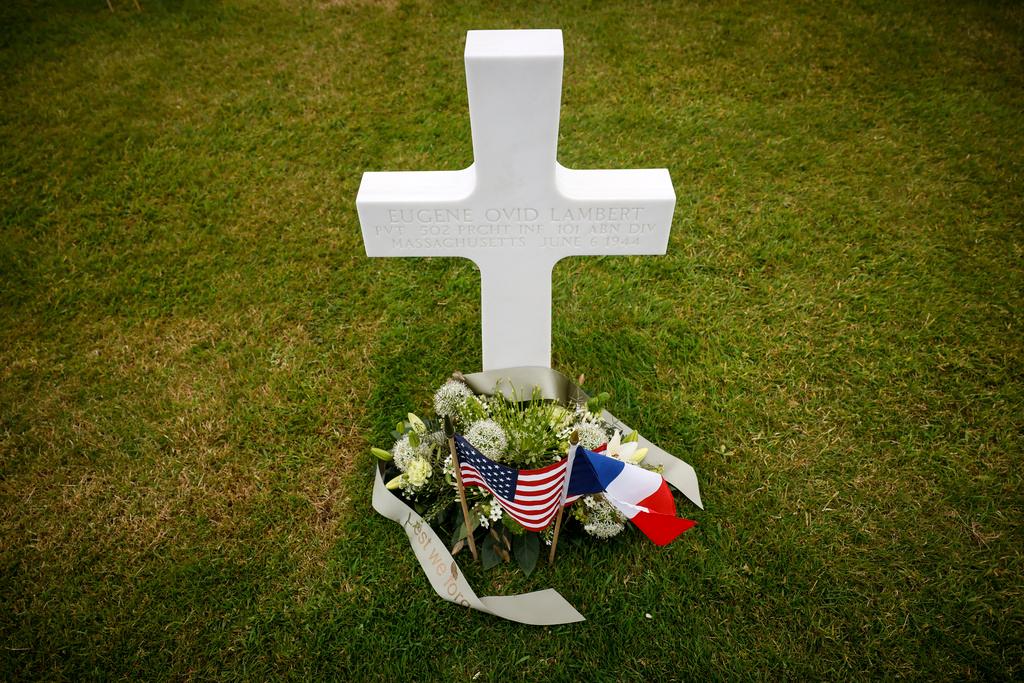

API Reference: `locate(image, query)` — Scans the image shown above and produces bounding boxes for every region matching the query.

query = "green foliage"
[501,516,526,536]
[421,495,452,526]
[486,387,573,468]
[512,533,541,577]
[453,395,488,426]
[450,510,479,546]
[480,534,502,570]
[480,528,511,570]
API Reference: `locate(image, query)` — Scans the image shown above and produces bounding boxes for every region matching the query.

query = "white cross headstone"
[357,29,675,370]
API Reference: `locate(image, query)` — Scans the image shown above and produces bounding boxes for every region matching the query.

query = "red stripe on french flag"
[615,480,697,546]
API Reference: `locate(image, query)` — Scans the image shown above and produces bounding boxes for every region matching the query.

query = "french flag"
[565,446,696,546]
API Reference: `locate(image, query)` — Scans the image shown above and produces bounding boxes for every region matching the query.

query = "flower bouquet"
[372,370,697,578]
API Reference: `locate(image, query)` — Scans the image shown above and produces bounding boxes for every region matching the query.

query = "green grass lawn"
[2,0,1022,679]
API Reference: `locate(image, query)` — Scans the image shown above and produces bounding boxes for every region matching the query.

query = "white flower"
[392,434,417,471]
[585,519,624,539]
[393,430,443,473]
[405,458,432,488]
[574,419,609,450]
[548,405,574,432]
[465,419,508,460]
[488,498,503,521]
[582,495,626,539]
[603,430,649,465]
[433,380,473,418]
[476,498,504,528]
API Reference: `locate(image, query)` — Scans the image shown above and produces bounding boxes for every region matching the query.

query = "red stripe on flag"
[619,481,696,546]
[460,473,564,516]
[459,458,568,531]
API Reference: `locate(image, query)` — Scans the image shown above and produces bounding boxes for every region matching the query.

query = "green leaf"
[489,527,510,561]
[513,532,540,577]
[451,518,466,546]
[450,509,479,547]
[481,533,501,570]
[491,528,512,552]
[408,430,420,448]
[422,497,451,524]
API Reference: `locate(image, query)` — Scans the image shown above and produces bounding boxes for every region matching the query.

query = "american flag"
[454,434,569,531]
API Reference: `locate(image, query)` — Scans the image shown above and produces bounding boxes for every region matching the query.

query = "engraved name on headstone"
[357,29,675,370]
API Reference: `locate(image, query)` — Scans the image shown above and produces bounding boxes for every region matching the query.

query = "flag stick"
[549,430,579,565]
[445,416,478,561]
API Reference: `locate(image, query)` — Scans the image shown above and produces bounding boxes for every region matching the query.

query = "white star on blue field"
[455,435,517,499]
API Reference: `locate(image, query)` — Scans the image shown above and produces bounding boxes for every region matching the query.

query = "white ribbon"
[370,366,703,624]
[600,410,704,510]
[372,464,585,625]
